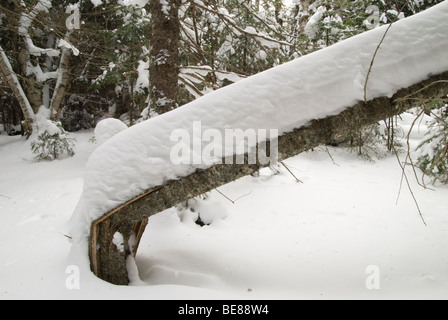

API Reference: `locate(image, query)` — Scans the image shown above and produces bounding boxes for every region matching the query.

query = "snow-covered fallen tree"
[69,1,448,285]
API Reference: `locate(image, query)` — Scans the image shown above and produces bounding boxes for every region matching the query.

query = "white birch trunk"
[0,45,35,136]
[50,46,71,121]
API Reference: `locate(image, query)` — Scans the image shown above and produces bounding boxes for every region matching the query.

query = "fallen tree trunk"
[89,72,448,285]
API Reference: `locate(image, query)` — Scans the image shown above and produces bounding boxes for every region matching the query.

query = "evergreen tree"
[417,99,448,185]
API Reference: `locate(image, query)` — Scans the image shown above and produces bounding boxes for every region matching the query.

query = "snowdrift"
[70,2,448,266]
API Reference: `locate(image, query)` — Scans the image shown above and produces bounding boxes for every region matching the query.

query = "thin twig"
[215,188,252,204]
[394,80,448,103]
[280,161,303,183]
[215,188,235,204]
[392,146,427,226]
[234,190,253,203]
[324,146,340,166]
[0,194,11,199]
[59,232,72,240]
[364,23,393,103]
[404,108,433,190]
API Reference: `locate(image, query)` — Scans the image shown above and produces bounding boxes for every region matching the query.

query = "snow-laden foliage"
[30,107,76,161]
[417,101,448,184]
[30,121,76,161]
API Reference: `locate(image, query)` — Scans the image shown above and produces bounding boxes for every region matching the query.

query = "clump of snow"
[177,197,228,226]
[35,107,60,136]
[58,39,80,57]
[90,0,103,7]
[193,198,228,225]
[244,26,258,35]
[304,6,326,39]
[160,0,171,15]
[113,232,125,253]
[135,59,149,93]
[94,118,128,145]
[117,0,149,7]
[69,2,448,281]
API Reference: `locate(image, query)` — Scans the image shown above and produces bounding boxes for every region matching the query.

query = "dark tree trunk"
[89,72,448,285]
[147,0,181,115]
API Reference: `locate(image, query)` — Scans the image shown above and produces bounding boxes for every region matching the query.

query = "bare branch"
[393,145,427,226]
[364,24,393,103]
[280,161,304,183]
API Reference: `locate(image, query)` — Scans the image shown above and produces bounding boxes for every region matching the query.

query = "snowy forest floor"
[0,112,447,300]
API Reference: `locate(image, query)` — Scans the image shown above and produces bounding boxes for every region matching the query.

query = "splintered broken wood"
[89,72,448,285]
[89,187,162,278]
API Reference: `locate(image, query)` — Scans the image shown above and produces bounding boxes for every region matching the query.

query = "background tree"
[147,0,181,115]
[1,0,446,168]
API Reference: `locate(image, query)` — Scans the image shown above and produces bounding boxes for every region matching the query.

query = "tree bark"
[50,46,71,121]
[299,0,310,34]
[147,0,181,115]
[0,45,34,137]
[89,72,448,285]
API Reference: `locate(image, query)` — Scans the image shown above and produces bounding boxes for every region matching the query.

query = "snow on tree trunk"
[147,0,181,115]
[0,45,35,137]
[50,45,71,121]
[18,0,59,115]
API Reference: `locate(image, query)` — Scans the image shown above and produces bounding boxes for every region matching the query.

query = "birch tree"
[0,44,35,137]
[0,0,79,134]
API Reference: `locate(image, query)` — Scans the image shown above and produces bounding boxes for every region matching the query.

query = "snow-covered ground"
[1,112,447,299]
[66,3,448,280]
[1,1,447,301]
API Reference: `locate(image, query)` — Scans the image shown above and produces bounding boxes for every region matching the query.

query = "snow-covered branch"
[190,0,293,48]
[179,65,246,98]
[19,0,60,58]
